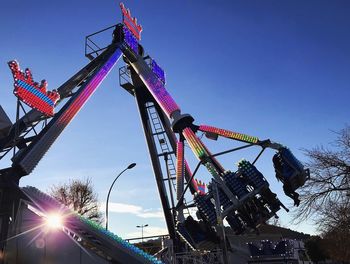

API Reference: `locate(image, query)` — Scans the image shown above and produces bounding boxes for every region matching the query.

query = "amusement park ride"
[0,3,309,264]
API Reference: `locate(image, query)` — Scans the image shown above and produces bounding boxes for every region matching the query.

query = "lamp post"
[105,163,136,230]
[136,224,148,243]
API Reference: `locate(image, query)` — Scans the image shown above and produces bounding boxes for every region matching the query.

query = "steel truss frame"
[0,12,310,263]
[0,43,123,262]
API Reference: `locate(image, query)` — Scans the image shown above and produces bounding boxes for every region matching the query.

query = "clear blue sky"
[1,0,349,238]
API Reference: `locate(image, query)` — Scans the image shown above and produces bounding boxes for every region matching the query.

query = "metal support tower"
[0,43,123,261]
[0,4,310,262]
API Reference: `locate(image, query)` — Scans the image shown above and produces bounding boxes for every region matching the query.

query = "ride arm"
[197,124,285,150]
[176,140,185,201]
[12,44,123,176]
[20,55,104,126]
[0,49,114,157]
[198,124,309,205]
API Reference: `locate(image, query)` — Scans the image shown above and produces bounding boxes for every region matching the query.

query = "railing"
[85,24,117,60]
[126,234,170,255]
[119,66,131,87]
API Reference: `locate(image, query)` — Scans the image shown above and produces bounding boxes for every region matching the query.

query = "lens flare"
[45,213,63,230]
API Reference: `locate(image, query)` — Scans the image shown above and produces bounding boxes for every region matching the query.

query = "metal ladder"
[146,102,177,182]
[146,102,193,222]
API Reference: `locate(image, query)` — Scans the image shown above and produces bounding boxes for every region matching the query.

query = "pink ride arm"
[176,141,185,200]
[176,140,199,194]
[129,59,180,118]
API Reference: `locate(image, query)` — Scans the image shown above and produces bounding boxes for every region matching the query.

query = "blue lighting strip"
[16,80,54,106]
[78,216,163,264]
[151,60,166,84]
[17,49,123,175]
[123,26,138,54]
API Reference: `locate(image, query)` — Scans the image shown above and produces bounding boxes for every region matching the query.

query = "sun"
[45,213,64,230]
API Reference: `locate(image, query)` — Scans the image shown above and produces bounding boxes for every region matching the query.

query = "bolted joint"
[171,113,194,133]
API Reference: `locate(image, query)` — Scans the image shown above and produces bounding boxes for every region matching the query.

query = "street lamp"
[105,163,136,230]
[136,224,148,243]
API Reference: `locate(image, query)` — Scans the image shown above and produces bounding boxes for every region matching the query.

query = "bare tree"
[293,125,350,223]
[318,199,350,232]
[292,126,350,262]
[304,236,329,263]
[321,203,350,262]
[50,178,103,224]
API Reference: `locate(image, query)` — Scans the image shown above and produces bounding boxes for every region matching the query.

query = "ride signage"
[8,60,60,117]
[119,3,142,40]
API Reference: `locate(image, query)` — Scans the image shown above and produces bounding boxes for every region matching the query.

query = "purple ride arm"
[129,58,180,118]
[15,49,123,175]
